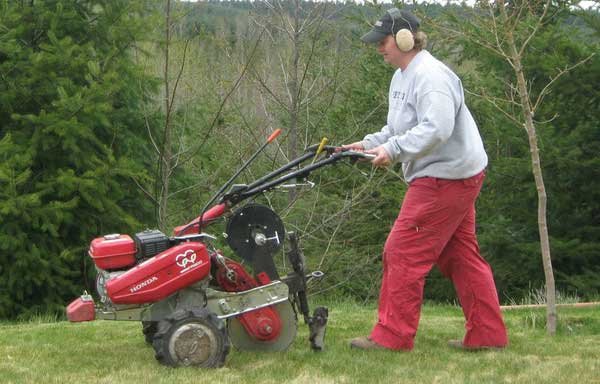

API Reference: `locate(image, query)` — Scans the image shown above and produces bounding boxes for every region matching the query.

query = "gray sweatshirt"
[362,50,487,183]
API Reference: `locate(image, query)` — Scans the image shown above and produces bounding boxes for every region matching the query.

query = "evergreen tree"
[0,0,157,318]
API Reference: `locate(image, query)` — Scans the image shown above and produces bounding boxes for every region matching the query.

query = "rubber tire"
[142,321,158,345]
[152,308,229,368]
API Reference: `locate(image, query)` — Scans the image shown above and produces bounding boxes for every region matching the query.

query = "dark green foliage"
[536,28,600,298]
[0,0,157,318]
[435,2,600,301]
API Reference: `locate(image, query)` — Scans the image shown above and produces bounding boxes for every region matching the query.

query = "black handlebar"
[220,146,373,205]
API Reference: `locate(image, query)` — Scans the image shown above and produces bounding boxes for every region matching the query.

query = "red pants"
[370,172,508,350]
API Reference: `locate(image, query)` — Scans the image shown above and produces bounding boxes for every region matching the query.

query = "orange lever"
[267,129,282,143]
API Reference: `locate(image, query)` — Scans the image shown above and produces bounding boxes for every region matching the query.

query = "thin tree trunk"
[505,27,557,335]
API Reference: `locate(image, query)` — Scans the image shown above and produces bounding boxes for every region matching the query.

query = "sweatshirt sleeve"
[383,88,456,163]
[362,125,393,150]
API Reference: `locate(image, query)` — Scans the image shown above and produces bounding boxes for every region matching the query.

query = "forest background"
[1,0,599,320]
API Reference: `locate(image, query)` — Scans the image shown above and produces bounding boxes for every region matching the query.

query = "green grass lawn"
[1,301,599,384]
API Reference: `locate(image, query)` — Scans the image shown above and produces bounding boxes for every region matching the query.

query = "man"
[345,8,508,351]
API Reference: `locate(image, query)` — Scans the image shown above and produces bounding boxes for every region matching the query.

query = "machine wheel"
[142,321,157,344]
[152,308,230,368]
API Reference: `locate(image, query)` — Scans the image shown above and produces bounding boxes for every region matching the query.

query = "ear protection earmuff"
[387,8,415,52]
[395,29,415,52]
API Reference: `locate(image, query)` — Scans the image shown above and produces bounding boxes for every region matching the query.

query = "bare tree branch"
[518,0,552,57]
[465,87,523,125]
[532,53,595,113]
[180,28,265,166]
[130,175,157,204]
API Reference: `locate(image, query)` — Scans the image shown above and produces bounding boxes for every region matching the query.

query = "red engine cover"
[89,234,136,270]
[106,242,210,304]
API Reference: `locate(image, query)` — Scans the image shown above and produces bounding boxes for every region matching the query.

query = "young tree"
[138,1,264,231]
[248,1,349,199]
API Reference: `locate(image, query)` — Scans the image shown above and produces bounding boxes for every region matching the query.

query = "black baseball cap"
[361,8,420,44]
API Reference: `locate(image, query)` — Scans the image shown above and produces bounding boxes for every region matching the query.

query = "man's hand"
[365,146,391,167]
[339,141,365,151]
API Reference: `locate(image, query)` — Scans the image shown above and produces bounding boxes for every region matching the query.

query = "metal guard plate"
[227,300,297,352]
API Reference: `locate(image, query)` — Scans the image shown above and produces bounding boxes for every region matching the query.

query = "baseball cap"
[361,8,420,44]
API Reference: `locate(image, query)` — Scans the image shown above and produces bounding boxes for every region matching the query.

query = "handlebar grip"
[267,129,282,143]
[344,150,375,160]
[361,153,376,160]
